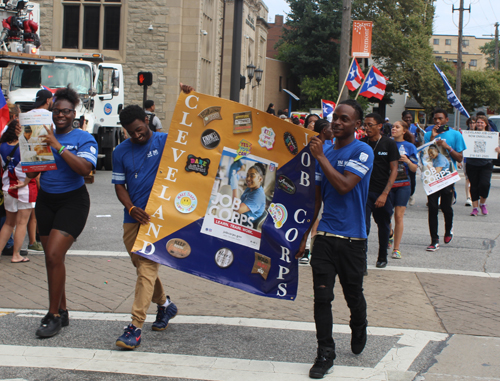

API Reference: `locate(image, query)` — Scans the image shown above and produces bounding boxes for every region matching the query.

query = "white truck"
[3,51,125,170]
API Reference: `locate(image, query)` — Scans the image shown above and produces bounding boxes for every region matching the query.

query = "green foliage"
[276,0,342,80]
[479,40,499,69]
[299,71,339,109]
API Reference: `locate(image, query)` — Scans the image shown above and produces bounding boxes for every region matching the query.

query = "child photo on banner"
[418,141,459,195]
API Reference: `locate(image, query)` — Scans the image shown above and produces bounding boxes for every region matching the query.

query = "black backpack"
[147,112,156,132]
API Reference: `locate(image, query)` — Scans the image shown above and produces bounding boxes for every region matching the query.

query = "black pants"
[466,163,493,202]
[365,191,394,261]
[427,184,454,242]
[409,170,416,196]
[310,235,367,348]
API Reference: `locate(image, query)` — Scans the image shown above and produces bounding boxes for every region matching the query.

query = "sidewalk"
[1,253,499,337]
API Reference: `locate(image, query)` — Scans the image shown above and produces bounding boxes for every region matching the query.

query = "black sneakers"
[350,320,368,355]
[36,312,62,338]
[59,309,69,327]
[309,346,336,379]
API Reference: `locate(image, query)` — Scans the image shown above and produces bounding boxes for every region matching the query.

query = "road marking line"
[0,344,416,380]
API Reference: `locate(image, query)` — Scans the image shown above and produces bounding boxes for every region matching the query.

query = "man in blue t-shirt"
[295,100,373,378]
[111,84,193,350]
[423,108,466,251]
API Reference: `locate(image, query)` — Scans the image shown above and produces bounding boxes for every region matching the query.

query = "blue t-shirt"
[315,139,374,239]
[112,132,168,223]
[40,129,98,193]
[424,127,466,168]
[432,153,449,169]
[393,140,418,187]
[240,186,266,220]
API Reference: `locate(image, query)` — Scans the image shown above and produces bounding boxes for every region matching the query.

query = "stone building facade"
[32,0,268,132]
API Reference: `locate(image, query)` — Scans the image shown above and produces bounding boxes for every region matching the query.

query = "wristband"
[60,147,67,155]
[58,146,65,155]
[129,206,136,215]
[448,147,454,153]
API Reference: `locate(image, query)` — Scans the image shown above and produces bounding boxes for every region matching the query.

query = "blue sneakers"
[116,323,142,349]
[152,297,178,331]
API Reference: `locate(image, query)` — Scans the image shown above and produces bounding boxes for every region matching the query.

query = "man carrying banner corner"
[296,99,373,379]
[424,108,466,251]
[112,83,194,349]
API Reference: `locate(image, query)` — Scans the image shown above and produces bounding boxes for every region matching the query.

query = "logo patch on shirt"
[268,203,288,229]
[337,160,346,167]
[90,146,96,154]
[378,151,388,156]
[185,154,210,176]
[359,152,368,162]
[174,191,198,213]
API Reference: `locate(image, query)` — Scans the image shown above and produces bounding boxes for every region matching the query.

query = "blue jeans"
[0,216,14,249]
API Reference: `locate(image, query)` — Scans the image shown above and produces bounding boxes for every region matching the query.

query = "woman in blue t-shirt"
[237,163,266,228]
[28,86,98,338]
[389,121,418,259]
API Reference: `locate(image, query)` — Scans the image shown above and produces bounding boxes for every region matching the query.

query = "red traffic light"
[137,71,153,86]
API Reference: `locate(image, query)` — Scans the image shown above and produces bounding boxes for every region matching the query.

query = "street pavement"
[0,170,499,380]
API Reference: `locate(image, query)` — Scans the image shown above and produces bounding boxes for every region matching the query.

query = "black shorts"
[35,185,90,239]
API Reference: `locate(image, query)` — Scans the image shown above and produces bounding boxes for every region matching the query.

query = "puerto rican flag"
[0,88,9,130]
[346,59,365,91]
[358,66,387,100]
[42,85,57,94]
[321,99,336,122]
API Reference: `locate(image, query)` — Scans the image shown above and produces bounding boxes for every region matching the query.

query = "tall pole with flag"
[355,66,387,101]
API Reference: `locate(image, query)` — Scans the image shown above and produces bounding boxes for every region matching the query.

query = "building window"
[445,39,451,45]
[470,59,477,67]
[433,39,439,45]
[445,51,451,54]
[433,50,439,54]
[463,51,469,55]
[436,56,442,61]
[62,0,121,51]
[462,40,469,47]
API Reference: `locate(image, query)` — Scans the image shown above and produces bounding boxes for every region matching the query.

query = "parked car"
[489,115,500,166]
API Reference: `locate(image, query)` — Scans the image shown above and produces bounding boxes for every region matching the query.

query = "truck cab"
[6,53,124,169]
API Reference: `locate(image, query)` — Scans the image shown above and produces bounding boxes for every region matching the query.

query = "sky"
[264,0,500,39]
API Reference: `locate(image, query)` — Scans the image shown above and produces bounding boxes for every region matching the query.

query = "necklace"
[369,136,382,152]
[131,137,153,178]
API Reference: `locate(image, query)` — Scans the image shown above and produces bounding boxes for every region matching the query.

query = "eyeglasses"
[363,123,379,128]
[52,108,75,116]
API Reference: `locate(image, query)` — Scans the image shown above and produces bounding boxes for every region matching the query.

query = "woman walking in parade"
[28,86,98,338]
[389,121,418,259]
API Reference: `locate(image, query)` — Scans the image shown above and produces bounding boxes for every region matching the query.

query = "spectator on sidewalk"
[144,100,163,133]
[31,86,98,338]
[424,108,466,251]
[112,83,194,350]
[296,100,373,378]
[0,119,37,263]
[361,113,400,268]
[266,103,276,115]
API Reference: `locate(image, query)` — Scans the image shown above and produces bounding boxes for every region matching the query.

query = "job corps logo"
[284,132,298,155]
[174,191,198,214]
[200,129,221,150]
[277,175,296,194]
[268,203,288,229]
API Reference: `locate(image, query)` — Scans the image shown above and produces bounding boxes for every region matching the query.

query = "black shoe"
[59,309,69,327]
[376,261,387,268]
[350,320,368,355]
[36,312,62,338]
[1,246,13,256]
[309,346,336,379]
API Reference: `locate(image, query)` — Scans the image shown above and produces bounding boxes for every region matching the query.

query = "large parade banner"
[417,141,460,195]
[131,92,317,300]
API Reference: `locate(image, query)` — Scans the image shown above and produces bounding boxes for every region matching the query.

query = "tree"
[479,40,499,69]
[299,71,339,110]
[276,0,343,80]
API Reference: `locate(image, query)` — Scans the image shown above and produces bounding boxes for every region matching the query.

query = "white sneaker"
[465,198,472,206]
[408,196,415,206]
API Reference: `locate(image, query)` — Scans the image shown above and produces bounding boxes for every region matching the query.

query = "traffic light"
[137,71,153,86]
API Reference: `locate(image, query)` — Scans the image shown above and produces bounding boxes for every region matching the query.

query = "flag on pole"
[42,85,56,94]
[358,66,387,100]
[0,88,10,130]
[321,99,336,122]
[433,63,470,118]
[346,59,365,91]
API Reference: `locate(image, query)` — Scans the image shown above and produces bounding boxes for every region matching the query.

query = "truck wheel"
[103,147,113,170]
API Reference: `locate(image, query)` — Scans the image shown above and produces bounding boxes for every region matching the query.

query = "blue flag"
[433,63,470,119]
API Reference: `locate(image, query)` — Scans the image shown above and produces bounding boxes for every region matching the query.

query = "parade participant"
[300,119,333,265]
[296,99,373,378]
[467,115,495,216]
[144,100,163,133]
[0,119,37,263]
[389,121,418,259]
[112,83,193,349]
[31,86,98,337]
[361,113,399,268]
[402,111,420,205]
[460,117,476,207]
[424,108,466,251]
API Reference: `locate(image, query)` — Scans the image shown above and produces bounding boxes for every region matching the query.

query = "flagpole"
[335,58,355,106]
[354,65,372,100]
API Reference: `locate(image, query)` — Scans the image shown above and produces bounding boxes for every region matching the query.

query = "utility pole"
[452,0,470,128]
[495,22,499,70]
[230,0,243,102]
[338,0,352,102]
